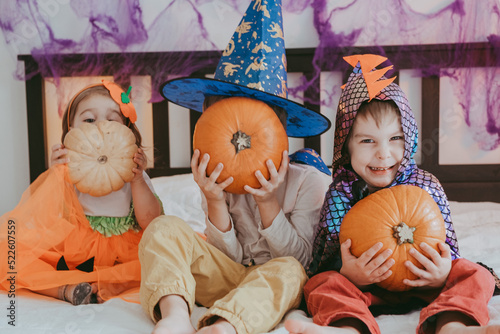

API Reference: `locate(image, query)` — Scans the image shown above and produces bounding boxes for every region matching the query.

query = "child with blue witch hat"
[139,1,332,333]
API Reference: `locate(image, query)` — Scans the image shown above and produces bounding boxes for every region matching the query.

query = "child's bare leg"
[197,318,236,334]
[284,318,365,334]
[436,312,500,334]
[153,295,196,334]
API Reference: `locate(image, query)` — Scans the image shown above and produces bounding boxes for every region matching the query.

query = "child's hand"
[244,150,288,203]
[191,149,233,202]
[403,242,452,289]
[131,148,147,183]
[50,143,69,167]
[340,239,395,289]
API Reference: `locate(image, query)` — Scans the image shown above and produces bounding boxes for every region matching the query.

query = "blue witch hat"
[160,0,331,138]
[289,148,331,176]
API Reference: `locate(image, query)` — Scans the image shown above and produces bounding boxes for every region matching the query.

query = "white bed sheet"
[1,174,499,333]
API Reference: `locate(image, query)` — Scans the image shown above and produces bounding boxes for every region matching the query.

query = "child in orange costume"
[0,81,163,305]
[285,55,499,334]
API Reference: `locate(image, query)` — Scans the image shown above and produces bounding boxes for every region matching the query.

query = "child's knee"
[305,271,345,295]
[140,215,193,246]
[270,257,308,287]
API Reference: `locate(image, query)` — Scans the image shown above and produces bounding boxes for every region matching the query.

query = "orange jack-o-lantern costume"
[0,165,143,302]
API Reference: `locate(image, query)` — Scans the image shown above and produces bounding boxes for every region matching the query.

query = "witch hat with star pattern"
[160,0,331,138]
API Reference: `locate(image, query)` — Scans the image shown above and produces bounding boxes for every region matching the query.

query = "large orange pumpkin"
[339,185,446,291]
[64,121,138,197]
[193,97,289,194]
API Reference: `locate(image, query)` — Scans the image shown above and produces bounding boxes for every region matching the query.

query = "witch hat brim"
[160,77,331,138]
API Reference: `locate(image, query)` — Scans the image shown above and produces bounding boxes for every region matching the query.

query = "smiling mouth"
[370,166,394,171]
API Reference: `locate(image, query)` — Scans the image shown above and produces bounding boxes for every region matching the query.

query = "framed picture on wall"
[439,67,500,166]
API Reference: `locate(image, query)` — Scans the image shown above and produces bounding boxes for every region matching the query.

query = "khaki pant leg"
[139,215,246,322]
[199,256,307,334]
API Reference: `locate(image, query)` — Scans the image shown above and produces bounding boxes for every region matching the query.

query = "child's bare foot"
[284,319,362,334]
[197,319,236,334]
[436,312,500,334]
[152,314,196,334]
[437,323,500,334]
[58,282,92,305]
[153,295,196,334]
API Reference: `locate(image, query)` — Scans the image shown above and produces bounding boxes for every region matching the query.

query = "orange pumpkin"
[64,121,138,197]
[193,97,289,194]
[339,185,446,291]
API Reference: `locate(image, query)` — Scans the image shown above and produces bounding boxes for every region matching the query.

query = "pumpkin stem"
[231,130,251,153]
[97,155,108,164]
[393,222,415,245]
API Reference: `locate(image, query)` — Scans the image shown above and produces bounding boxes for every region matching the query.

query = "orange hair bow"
[102,80,137,123]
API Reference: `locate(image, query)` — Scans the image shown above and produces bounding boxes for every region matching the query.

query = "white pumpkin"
[64,121,138,197]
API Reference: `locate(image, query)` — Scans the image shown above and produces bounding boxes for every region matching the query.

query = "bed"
[1,172,500,333]
[2,42,499,333]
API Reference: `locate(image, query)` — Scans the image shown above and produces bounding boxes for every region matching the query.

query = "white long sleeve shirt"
[76,171,155,217]
[203,163,331,268]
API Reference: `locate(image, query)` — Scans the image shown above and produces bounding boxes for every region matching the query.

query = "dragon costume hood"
[308,55,459,276]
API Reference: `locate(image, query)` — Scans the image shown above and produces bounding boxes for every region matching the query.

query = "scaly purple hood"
[308,55,459,276]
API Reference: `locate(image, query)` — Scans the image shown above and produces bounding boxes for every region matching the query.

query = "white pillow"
[151,173,206,234]
[449,201,500,272]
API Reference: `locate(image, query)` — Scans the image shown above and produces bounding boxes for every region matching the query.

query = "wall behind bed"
[1,0,499,215]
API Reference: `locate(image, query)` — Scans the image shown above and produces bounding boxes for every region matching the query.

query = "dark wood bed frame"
[18,42,500,202]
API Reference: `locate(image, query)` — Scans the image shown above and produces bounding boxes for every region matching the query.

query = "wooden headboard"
[19,42,500,202]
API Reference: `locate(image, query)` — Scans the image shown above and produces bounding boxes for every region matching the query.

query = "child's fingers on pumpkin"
[190,149,201,170]
[207,163,224,182]
[404,259,432,280]
[415,242,446,266]
[219,176,234,190]
[402,277,426,288]
[243,185,259,195]
[254,169,267,183]
[358,242,385,264]
[265,160,279,180]
[278,150,289,174]
[374,269,393,283]
[51,143,65,153]
[340,239,355,259]
[438,242,452,259]
[195,153,211,176]
[133,154,146,169]
[367,249,393,273]
[408,247,434,269]
[51,146,67,159]
[190,150,206,175]
[52,157,70,166]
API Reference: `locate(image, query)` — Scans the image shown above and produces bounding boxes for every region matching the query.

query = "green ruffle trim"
[87,195,163,237]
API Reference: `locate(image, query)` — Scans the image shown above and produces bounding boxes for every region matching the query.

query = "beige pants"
[139,215,307,334]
